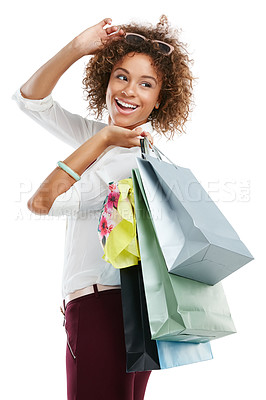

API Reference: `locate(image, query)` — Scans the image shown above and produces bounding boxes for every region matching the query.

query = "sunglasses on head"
[124,32,174,55]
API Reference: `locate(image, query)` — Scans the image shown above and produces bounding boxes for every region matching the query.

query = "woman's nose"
[123,83,136,96]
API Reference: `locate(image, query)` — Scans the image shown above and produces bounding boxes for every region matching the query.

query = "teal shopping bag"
[137,137,254,285]
[132,168,237,344]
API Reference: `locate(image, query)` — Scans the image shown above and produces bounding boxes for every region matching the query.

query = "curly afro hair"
[82,15,196,140]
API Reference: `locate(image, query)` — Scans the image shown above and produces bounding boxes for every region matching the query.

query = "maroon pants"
[62,284,152,400]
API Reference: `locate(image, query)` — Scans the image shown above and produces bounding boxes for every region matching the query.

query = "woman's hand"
[101,126,154,149]
[74,18,125,57]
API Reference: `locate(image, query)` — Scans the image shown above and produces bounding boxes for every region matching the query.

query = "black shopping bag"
[120,262,160,372]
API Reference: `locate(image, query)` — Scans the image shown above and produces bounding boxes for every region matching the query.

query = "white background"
[2,0,265,399]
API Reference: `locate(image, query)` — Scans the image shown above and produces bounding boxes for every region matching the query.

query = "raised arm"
[20,17,124,100]
[20,39,81,99]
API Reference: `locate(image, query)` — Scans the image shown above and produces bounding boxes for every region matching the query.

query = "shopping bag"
[120,261,213,372]
[136,137,254,285]
[132,167,237,343]
[97,179,140,268]
[120,262,160,372]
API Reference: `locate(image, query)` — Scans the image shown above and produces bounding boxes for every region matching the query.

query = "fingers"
[133,127,153,146]
[105,25,121,35]
[105,26,125,38]
[100,17,124,37]
[101,18,112,27]
[140,131,153,145]
[105,25,118,34]
[133,127,143,133]
[112,27,125,36]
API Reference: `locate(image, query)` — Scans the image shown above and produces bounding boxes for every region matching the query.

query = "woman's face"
[106,52,163,130]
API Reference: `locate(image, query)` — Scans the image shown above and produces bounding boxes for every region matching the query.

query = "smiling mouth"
[115,98,139,114]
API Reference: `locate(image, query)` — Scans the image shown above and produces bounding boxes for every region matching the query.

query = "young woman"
[12,15,194,400]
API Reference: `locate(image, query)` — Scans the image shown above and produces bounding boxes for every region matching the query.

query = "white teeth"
[116,98,137,109]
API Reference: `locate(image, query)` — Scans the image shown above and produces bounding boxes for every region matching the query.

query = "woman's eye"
[116,75,151,88]
[117,74,127,81]
[141,82,152,88]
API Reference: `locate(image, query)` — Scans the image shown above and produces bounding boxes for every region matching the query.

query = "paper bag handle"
[140,136,161,160]
[140,136,179,170]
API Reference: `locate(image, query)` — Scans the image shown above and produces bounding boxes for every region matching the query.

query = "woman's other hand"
[74,18,125,57]
[101,126,154,149]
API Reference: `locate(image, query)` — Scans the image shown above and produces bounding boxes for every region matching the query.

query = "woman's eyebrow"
[114,67,157,84]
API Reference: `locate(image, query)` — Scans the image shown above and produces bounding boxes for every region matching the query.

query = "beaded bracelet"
[57,161,81,181]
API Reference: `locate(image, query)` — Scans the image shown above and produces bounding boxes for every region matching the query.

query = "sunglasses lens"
[125,34,144,45]
[124,34,172,55]
[157,42,171,54]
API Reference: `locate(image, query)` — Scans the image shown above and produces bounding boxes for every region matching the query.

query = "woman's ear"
[155,92,162,109]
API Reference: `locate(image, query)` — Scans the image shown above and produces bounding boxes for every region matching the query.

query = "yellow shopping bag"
[97,178,140,269]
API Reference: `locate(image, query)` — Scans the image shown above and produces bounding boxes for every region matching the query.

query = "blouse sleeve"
[47,164,109,217]
[11,87,98,148]
[47,147,140,217]
[47,185,81,216]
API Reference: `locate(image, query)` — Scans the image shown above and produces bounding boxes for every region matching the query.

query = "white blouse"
[11,88,156,299]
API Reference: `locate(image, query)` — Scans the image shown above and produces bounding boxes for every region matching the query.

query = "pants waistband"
[63,284,121,310]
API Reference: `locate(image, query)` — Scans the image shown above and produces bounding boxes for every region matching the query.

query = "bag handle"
[140,136,161,160]
[140,136,179,170]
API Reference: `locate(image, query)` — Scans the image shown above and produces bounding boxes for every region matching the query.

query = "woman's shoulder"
[85,118,108,135]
